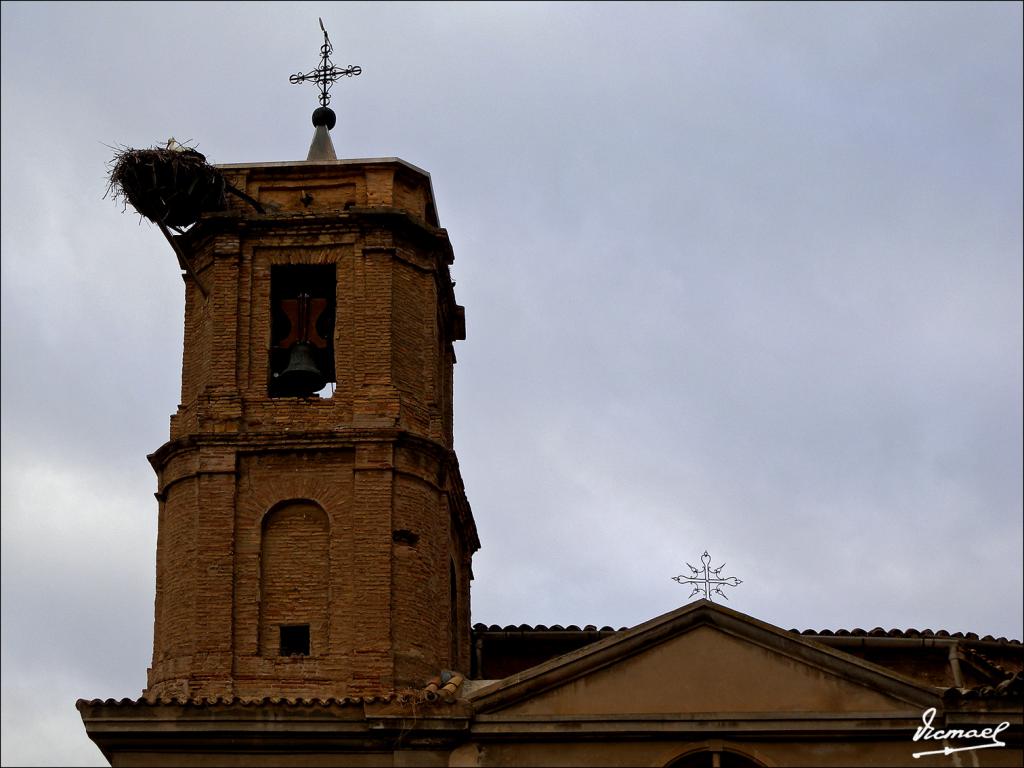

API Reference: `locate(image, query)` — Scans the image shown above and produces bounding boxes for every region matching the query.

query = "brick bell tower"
[142,91,478,701]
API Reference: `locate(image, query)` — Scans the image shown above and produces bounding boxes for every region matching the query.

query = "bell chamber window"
[269,264,336,397]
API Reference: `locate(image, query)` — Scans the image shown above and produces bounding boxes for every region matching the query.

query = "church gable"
[470,602,938,717]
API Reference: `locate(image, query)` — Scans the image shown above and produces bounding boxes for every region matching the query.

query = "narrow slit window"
[279,624,310,657]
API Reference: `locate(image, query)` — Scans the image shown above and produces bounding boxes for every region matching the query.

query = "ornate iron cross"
[290,18,362,108]
[673,551,742,602]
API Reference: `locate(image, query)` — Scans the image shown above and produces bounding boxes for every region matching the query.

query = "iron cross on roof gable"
[673,550,743,602]
[290,18,361,119]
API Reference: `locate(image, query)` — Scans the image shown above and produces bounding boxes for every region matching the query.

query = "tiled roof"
[791,627,1021,644]
[473,623,625,632]
[942,671,1024,701]
[963,646,1015,678]
[472,622,1020,644]
[76,673,469,710]
[75,692,455,709]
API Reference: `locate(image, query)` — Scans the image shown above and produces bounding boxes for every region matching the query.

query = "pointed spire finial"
[289,18,361,159]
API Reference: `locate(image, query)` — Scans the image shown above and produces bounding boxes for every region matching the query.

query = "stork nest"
[106,145,227,228]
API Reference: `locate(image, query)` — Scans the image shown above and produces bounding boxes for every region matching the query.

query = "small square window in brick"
[279,625,310,657]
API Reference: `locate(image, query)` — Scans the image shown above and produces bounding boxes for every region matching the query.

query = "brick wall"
[145,160,479,702]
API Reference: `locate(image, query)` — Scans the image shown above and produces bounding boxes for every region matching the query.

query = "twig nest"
[107,146,226,227]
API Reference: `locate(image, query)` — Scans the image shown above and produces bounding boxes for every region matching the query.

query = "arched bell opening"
[269,264,336,398]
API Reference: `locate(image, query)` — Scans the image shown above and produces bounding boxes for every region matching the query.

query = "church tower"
[143,88,478,702]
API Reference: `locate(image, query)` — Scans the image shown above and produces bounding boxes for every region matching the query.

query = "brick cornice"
[146,429,479,552]
[150,427,452,468]
[178,208,454,263]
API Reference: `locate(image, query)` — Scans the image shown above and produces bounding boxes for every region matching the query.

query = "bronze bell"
[275,341,326,396]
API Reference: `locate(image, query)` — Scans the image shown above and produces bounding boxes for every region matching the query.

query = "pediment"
[469,602,939,716]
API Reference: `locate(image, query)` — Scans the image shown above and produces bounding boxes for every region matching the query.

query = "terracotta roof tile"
[472,623,625,632]
[77,669,479,712]
[789,628,1019,644]
[942,671,1024,701]
[472,622,1019,644]
[76,689,460,710]
[962,646,1014,679]
[424,672,465,702]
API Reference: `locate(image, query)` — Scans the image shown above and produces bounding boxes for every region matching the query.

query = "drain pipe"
[947,644,965,688]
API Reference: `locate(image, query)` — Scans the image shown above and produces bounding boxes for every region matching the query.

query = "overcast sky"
[2,2,1021,765]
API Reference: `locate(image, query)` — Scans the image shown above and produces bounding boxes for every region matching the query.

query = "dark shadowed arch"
[666,746,767,768]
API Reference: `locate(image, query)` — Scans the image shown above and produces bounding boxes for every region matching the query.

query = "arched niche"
[258,500,330,658]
